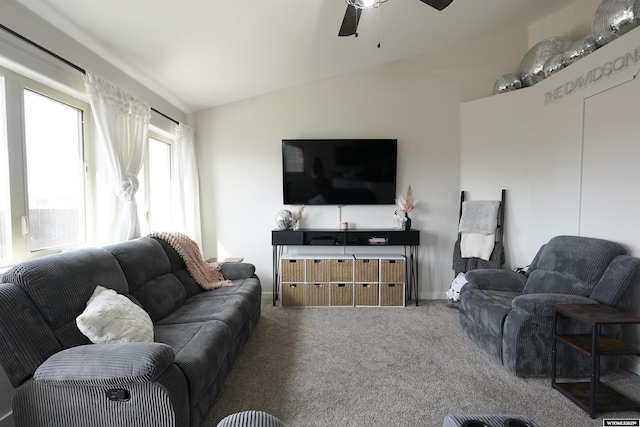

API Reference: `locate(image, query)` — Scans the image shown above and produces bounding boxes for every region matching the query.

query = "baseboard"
[0,411,14,427]
[621,354,640,376]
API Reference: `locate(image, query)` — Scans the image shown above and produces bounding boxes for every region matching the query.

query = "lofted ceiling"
[17,0,577,113]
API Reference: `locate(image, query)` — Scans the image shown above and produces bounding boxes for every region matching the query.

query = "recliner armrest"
[34,342,174,385]
[464,269,527,292]
[511,293,596,317]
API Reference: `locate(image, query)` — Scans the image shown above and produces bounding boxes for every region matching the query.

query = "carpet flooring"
[204,300,640,427]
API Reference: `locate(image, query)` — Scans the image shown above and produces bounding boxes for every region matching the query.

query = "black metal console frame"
[271,228,420,307]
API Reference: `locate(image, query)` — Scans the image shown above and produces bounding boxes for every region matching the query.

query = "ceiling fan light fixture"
[346,0,388,10]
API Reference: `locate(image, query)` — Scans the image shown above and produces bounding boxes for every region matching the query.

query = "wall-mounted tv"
[282,139,397,205]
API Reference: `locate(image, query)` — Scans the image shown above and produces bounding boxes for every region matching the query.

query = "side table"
[552,303,640,418]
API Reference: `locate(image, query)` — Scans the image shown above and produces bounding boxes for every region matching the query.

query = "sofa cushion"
[512,293,597,316]
[131,273,187,322]
[482,290,521,307]
[105,238,187,322]
[156,278,261,339]
[1,247,129,348]
[76,286,153,344]
[105,238,172,292]
[151,237,201,297]
[154,320,232,406]
[0,283,62,387]
[522,269,586,296]
[532,235,626,293]
[591,255,640,310]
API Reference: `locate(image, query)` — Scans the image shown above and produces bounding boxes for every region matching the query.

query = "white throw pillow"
[76,285,154,344]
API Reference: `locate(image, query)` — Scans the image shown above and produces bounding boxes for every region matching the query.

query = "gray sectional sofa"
[459,235,640,378]
[0,236,262,427]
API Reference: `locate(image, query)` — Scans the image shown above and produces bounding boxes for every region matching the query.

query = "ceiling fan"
[338,0,454,37]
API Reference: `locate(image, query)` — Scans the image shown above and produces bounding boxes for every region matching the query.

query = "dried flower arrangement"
[293,205,305,223]
[396,185,418,213]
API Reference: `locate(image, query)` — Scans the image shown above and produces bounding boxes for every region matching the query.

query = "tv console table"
[271,228,420,307]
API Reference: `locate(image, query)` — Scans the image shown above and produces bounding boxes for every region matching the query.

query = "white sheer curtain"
[84,71,150,241]
[172,124,203,248]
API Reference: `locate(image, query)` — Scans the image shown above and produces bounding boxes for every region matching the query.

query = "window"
[147,137,172,232]
[23,89,85,251]
[0,62,179,266]
[0,66,89,266]
[0,77,11,260]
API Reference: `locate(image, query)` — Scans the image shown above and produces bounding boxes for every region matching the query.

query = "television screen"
[282,139,397,205]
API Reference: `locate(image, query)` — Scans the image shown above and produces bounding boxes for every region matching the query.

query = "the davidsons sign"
[544,46,640,105]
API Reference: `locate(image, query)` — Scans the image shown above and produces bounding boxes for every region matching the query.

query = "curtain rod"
[0,22,180,126]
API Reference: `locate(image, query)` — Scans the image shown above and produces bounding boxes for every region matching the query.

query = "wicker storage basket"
[329,258,353,282]
[355,259,379,282]
[281,258,305,282]
[282,283,304,306]
[305,259,329,282]
[330,283,354,306]
[380,283,404,306]
[380,258,405,283]
[305,283,329,306]
[355,283,379,306]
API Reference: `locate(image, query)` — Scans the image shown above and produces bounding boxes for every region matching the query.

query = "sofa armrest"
[464,269,528,292]
[220,262,256,280]
[34,342,174,385]
[512,293,597,317]
[15,342,190,427]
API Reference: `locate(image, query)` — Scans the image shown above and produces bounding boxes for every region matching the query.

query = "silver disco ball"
[593,0,640,47]
[520,37,574,87]
[564,35,599,66]
[492,73,522,95]
[275,210,294,230]
[544,53,568,78]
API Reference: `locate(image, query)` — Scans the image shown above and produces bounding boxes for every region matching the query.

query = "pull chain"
[377,5,381,48]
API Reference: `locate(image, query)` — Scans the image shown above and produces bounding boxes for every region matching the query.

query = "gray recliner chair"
[458,235,640,377]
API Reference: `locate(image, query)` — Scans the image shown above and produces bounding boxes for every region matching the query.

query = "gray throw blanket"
[458,200,500,234]
[452,235,504,275]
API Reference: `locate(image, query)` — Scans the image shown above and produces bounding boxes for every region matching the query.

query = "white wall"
[195,29,529,303]
[460,23,640,372]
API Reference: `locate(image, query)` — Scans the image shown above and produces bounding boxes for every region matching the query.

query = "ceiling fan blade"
[418,0,454,11]
[338,5,362,37]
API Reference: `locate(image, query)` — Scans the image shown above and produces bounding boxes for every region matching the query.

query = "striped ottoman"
[216,410,285,427]
[443,414,538,427]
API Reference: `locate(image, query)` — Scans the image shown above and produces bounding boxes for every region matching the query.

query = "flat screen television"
[282,139,397,205]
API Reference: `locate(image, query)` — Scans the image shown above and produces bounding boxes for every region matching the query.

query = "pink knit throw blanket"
[148,231,232,290]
